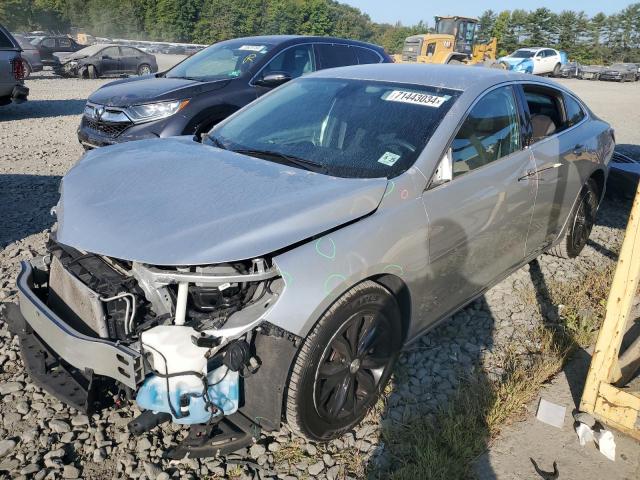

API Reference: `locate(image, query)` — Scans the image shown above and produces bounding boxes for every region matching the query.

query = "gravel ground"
[0,69,639,479]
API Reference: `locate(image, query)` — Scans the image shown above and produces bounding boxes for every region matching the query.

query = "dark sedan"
[12,33,42,77]
[31,35,83,67]
[55,44,158,79]
[556,61,581,78]
[599,63,637,82]
[77,35,391,149]
[578,65,604,80]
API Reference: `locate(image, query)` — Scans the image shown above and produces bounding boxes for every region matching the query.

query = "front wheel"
[547,179,599,259]
[285,281,402,441]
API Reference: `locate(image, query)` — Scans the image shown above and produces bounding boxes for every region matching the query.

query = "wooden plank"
[593,383,640,441]
[581,183,640,413]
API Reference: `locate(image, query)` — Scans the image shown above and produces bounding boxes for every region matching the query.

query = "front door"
[421,85,536,323]
[99,47,121,76]
[253,44,315,97]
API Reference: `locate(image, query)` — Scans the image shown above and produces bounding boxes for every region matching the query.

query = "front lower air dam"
[135,326,239,424]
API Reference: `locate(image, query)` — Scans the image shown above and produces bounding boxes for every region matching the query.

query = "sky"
[341,1,635,26]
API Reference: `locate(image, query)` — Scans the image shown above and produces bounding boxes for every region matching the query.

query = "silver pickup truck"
[0,24,28,106]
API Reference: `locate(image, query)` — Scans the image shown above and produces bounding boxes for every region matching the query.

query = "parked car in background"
[55,44,158,79]
[77,35,391,149]
[578,65,605,80]
[556,61,581,78]
[31,35,84,67]
[0,24,28,105]
[12,33,42,77]
[498,47,566,76]
[599,63,638,82]
[9,65,613,457]
[632,63,640,81]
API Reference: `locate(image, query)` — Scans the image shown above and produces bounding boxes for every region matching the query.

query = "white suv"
[499,47,563,76]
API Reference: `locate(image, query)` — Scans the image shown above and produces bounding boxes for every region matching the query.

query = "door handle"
[518,169,536,181]
[518,163,562,182]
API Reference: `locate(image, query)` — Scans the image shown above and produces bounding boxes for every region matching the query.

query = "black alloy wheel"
[285,281,402,440]
[314,310,393,421]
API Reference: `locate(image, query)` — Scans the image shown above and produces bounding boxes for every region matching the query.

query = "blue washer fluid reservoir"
[136,366,239,424]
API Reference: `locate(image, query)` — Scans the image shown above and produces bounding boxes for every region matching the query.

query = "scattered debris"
[594,429,616,461]
[536,398,566,428]
[575,422,595,446]
[530,458,559,480]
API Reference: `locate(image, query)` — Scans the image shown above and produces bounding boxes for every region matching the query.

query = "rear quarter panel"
[0,50,20,96]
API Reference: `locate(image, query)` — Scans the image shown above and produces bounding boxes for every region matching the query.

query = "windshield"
[166,39,274,81]
[210,78,460,179]
[511,50,535,58]
[436,19,456,35]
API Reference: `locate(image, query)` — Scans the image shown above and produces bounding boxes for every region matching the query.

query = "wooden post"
[580,182,640,440]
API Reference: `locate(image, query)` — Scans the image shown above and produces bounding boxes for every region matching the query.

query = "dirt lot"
[0,65,639,479]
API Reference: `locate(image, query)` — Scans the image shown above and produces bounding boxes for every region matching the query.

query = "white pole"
[175,282,188,325]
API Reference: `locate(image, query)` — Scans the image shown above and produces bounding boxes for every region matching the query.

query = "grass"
[373,259,617,480]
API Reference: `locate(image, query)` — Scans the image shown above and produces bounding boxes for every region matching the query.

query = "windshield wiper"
[207,134,227,150]
[232,149,328,173]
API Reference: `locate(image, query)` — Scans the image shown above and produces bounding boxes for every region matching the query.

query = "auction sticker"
[378,151,401,166]
[239,45,266,52]
[384,90,450,108]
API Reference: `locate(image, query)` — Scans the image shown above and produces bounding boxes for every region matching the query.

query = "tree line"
[1,0,639,63]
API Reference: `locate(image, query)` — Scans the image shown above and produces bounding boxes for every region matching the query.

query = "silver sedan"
[10,64,614,455]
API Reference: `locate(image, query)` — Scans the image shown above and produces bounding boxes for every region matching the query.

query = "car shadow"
[0,99,85,121]
[0,174,61,248]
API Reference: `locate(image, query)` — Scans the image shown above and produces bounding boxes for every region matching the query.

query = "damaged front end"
[4,239,300,457]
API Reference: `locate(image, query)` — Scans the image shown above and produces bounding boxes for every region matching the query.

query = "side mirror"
[255,72,292,87]
[429,149,453,189]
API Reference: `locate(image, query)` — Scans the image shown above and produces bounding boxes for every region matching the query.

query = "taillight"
[11,58,25,80]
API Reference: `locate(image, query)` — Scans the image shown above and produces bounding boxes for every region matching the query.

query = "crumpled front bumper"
[12,260,145,389]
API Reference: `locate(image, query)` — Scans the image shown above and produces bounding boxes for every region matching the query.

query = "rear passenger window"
[564,95,585,127]
[523,87,564,141]
[451,86,521,177]
[354,47,380,64]
[315,44,357,69]
[58,38,71,48]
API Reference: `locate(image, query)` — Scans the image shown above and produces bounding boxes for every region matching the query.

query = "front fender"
[263,168,430,340]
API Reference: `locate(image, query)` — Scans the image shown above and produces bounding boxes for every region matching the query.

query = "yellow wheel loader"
[394,16,497,66]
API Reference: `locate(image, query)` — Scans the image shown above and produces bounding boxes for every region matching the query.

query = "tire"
[138,64,152,76]
[87,65,98,79]
[547,179,599,259]
[285,281,402,441]
[23,61,31,79]
[552,63,561,77]
[448,59,463,65]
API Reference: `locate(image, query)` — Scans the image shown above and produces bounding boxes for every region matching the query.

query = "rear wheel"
[285,281,402,440]
[552,63,561,77]
[138,64,152,76]
[547,179,599,259]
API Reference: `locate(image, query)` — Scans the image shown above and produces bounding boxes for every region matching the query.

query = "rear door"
[421,85,536,324]
[119,47,141,74]
[519,83,589,256]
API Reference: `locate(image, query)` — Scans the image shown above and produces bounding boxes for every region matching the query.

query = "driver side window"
[451,86,521,178]
[101,47,120,58]
[261,45,314,79]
